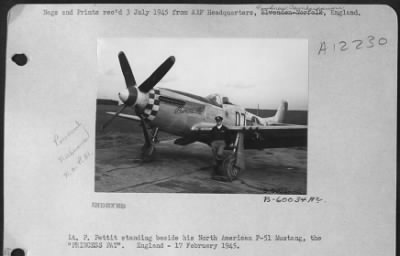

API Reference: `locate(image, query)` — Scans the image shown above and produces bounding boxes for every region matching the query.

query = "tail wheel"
[222,155,241,181]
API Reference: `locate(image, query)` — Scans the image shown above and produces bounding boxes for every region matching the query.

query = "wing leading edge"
[105,112,141,122]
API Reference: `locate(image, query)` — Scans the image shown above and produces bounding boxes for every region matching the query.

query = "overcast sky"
[97,38,308,110]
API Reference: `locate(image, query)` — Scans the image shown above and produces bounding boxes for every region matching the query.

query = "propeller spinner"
[102,52,175,130]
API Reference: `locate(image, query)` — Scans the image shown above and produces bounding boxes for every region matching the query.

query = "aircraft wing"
[189,123,307,149]
[106,112,141,122]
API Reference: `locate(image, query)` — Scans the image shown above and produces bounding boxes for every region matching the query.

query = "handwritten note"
[53,120,92,178]
[318,35,388,55]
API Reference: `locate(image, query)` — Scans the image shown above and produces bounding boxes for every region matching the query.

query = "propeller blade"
[101,105,127,130]
[139,56,175,93]
[118,52,136,88]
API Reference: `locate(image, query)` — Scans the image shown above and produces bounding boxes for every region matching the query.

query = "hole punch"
[11,53,28,66]
[11,248,25,256]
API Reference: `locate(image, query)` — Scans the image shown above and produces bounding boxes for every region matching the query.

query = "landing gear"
[141,143,156,162]
[140,117,159,161]
[222,155,241,181]
[151,127,160,143]
[221,132,245,181]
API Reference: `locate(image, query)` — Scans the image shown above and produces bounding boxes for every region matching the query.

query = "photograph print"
[95,38,308,194]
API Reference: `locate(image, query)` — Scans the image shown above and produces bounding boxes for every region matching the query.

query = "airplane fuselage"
[141,87,251,136]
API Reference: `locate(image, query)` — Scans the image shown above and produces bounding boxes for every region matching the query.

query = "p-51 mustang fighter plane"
[102,52,307,180]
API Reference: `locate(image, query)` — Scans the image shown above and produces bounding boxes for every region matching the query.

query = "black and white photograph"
[3,4,396,256]
[95,38,308,193]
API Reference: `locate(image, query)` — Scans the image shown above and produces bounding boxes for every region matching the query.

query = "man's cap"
[215,116,223,121]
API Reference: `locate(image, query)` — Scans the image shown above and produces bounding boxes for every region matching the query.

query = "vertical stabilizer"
[263,100,288,124]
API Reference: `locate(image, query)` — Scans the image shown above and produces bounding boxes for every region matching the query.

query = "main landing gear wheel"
[222,155,241,181]
[141,144,156,162]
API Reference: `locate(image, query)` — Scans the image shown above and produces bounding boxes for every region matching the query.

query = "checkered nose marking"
[142,89,161,121]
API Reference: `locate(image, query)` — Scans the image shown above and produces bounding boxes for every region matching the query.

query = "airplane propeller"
[138,56,175,93]
[118,52,136,87]
[101,105,127,130]
[102,51,175,130]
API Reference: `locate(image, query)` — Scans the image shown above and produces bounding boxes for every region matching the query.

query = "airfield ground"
[95,105,307,194]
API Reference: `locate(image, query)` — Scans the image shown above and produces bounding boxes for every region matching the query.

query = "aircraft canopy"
[206,94,233,105]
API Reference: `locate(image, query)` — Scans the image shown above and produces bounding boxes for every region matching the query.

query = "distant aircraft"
[102,52,307,180]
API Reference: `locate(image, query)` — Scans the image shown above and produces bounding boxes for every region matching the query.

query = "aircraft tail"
[263,100,288,124]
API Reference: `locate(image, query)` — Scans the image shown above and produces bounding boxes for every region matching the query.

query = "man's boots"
[212,160,226,180]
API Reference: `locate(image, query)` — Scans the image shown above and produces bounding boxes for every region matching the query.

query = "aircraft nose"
[118,87,138,106]
[118,89,130,103]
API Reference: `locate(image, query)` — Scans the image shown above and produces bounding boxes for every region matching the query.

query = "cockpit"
[206,94,233,106]
[206,94,222,105]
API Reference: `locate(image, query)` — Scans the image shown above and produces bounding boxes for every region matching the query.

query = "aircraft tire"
[222,155,240,181]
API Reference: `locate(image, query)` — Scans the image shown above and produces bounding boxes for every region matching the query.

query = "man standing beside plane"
[210,116,232,179]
